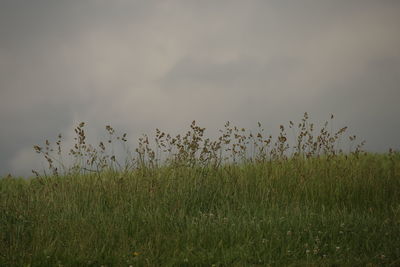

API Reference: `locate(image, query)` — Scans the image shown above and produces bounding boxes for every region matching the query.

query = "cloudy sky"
[1,0,399,177]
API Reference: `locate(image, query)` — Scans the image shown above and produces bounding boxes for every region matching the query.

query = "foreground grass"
[1,153,400,266]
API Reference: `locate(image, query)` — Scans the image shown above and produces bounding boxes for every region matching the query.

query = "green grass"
[2,114,400,265]
[1,153,400,266]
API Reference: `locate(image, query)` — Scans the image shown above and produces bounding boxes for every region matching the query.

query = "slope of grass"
[1,153,399,266]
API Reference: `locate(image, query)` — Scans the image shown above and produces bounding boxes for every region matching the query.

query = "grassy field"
[1,115,400,266]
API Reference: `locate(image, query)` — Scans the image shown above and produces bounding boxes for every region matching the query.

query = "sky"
[1,0,400,177]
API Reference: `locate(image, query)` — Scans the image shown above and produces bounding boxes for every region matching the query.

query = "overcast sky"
[1,0,399,177]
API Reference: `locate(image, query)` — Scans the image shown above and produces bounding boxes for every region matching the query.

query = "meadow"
[1,113,399,266]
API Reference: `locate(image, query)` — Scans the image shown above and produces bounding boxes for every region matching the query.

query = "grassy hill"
[1,114,399,266]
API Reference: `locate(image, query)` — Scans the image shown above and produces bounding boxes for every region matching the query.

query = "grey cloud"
[1,1,400,177]
[159,56,301,92]
[313,57,400,151]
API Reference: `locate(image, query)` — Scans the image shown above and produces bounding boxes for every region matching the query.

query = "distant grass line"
[30,113,369,177]
[1,153,400,266]
[1,114,400,266]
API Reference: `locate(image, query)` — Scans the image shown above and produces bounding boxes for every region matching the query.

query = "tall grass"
[1,113,399,266]
[31,113,364,176]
